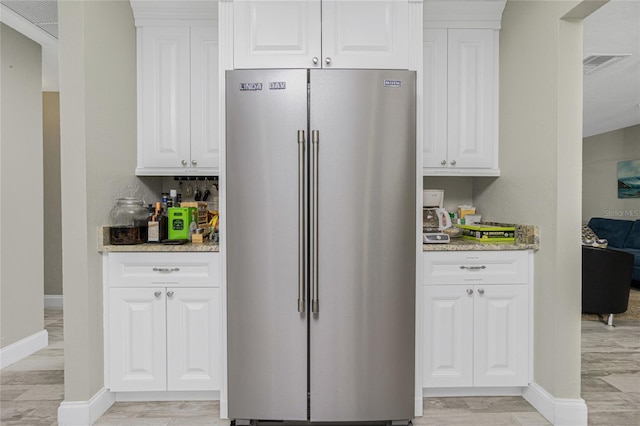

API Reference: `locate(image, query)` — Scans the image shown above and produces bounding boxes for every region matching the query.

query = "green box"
[168,207,197,240]
[456,223,515,243]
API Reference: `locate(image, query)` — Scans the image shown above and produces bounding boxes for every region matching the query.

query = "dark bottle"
[148,201,168,242]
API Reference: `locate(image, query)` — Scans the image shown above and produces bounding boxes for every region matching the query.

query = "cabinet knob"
[325,57,332,65]
[478,288,485,295]
[181,160,188,166]
[154,291,162,298]
[466,288,474,295]
[167,290,174,298]
[312,57,319,65]
[451,160,457,166]
[441,160,447,166]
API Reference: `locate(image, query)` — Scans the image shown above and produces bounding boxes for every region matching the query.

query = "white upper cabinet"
[138,26,191,172]
[131,1,220,176]
[233,0,322,68]
[233,0,409,69]
[190,27,220,171]
[422,1,505,176]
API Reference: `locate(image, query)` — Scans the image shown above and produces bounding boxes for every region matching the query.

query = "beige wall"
[0,23,44,348]
[58,0,161,400]
[43,92,62,296]
[583,124,640,222]
[422,176,475,213]
[474,1,584,399]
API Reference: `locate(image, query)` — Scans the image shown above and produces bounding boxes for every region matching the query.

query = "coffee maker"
[423,189,451,244]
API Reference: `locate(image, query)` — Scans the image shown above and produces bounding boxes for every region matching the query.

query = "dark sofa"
[588,217,640,287]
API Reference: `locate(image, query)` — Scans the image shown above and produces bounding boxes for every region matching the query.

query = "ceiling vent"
[583,54,631,74]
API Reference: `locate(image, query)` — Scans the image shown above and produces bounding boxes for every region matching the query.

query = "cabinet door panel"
[423,29,448,168]
[447,29,494,169]
[234,0,322,68]
[109,288,166,391]
[322,0,408,69]
[141,27,191,168]
[167,287,220,390]
[423,286,473,388]
[191,26,219,169]
[474,285,528,387]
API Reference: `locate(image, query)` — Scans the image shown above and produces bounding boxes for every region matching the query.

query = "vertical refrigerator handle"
[298,130,306,313]
[311,130,319,314]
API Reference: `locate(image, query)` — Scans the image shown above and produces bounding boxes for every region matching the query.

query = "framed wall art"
[618,159,640,198]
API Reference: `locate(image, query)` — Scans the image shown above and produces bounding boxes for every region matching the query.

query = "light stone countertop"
[98,222,537,254]
[98,227,219,253]
[423,223,539,252]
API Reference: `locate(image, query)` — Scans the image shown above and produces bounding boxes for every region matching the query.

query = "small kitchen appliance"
[423,189,451,244]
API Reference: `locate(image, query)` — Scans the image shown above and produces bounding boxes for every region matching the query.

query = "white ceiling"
[583,0,640,137]
[1,0,639,138]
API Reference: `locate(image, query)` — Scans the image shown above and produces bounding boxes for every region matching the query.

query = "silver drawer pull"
[154,291,162,298]
[460,265,486,270]
[153,267,180,273]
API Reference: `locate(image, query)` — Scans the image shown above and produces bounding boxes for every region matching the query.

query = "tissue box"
[456,223,515,243]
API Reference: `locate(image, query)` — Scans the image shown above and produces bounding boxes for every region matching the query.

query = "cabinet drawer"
[423,251,529,285]
[107,252,220,287]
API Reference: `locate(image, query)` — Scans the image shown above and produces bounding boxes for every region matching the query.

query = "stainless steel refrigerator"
[226,69,416,424]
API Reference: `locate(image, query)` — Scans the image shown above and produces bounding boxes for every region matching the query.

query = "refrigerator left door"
[226,69,309,421]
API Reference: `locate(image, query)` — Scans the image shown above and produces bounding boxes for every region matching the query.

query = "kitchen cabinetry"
[233,0,409,69]
[131,0,220,176]
[423,28,498,176]
[422,251,531,390]
[105,252,221,393]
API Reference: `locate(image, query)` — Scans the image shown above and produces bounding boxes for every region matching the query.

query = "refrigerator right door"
[309,69,416,422]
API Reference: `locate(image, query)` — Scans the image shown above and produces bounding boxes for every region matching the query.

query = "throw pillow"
[582,224,608,248]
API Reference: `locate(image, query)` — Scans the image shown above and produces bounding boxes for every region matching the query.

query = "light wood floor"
[1,309,638,425]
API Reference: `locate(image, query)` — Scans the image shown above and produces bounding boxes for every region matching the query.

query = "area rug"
[582,288,640,321]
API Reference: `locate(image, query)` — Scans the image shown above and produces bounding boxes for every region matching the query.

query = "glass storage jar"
[109,197,149,244]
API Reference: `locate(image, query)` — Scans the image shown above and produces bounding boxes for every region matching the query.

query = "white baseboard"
[57,388,116,426]
[0,329,48,369]
[44,295,64,308]
[115,390,219,402]
[523,382,588,426]
[423,386,523,397]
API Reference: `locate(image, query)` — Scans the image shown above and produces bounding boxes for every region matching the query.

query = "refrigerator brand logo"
[269,82,286,90]
[384,79,402,88]
[239,83,263,91]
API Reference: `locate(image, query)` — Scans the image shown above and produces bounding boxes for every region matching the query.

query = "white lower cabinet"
[105,252,221,393]
[422,251,531,390]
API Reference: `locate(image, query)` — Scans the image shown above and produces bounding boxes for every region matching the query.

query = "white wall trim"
[57,388,116,426]
[0,330,48,369]
[423,386,524,397]
[115,390,219,402]
[523,382,588,426]
[44,295,64,308]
